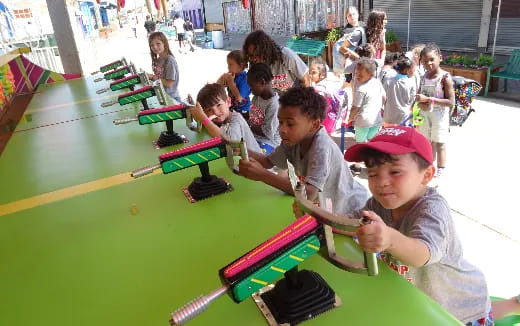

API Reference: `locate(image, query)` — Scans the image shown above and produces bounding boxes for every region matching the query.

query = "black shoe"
[349,164,362,174]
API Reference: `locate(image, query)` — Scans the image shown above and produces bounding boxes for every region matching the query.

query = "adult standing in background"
[144,15,156,36]
[243,30,307,94]
[337,7,366,82]
[183,17,195,52]
[172,14,186,52]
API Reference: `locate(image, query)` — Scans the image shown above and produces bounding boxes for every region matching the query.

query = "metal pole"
[491,0,502,58]
[406,0,411,50]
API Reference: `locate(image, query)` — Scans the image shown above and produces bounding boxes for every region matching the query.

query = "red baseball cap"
[344,126,433,164]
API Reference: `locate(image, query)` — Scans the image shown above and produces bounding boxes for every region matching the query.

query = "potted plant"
[441,53,498,93]
[325,27,342,69]
[385,29,401,52]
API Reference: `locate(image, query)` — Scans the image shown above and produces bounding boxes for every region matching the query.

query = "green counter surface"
[0,78,463,326]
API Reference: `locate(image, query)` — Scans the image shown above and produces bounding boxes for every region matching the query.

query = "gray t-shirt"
[268,127,369,215]
[380,67,397,86]
[250,93,281,148]
[383,75,417,125]
[270,47,308,93]
[346,26,366,49]
[352,77,384,128]
[221,111,262,153]
[153,55,180,100]
[363,187,491,324]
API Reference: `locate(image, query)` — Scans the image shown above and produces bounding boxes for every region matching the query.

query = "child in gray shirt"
[348,58,385,143]
[383,56,417,125]
[148,32,181,102]
[345,126,491,325]
[190,83,261,153]
[247,63,281,154]
[239,87,369,215]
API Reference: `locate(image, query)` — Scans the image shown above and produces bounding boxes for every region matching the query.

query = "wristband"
[430,97,435,105]
[202,118,211,126]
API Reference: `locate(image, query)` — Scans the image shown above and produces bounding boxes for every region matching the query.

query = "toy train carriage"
[219,214,323,302]
[99,58,127,73]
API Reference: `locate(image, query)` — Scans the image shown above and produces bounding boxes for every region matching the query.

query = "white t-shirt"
[173,18,185,34]
[352,77,385,128]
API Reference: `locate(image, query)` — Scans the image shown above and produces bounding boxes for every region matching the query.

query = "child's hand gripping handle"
[360,216,379,276]
[183,95,202,132]
[293,187,379,276]
[169,285,229,325]
[225,138,248,174]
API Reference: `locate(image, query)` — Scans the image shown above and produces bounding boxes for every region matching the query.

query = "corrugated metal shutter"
[203,0,224,23]
[223,1,252,34]
[487,18,520,55]
[253,0,295,35]
[374,0,483,51]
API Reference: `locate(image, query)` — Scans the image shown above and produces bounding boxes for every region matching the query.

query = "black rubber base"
[260,270,336,325]
[155,131,186,148]
[187,175,231,201]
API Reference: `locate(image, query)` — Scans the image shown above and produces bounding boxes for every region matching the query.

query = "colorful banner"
[7,55,80,94]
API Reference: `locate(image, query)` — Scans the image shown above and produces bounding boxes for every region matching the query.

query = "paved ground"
[88,27,520,299]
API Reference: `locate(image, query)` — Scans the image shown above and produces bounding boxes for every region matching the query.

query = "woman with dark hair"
[365,9,387,67]
[242,30,307,93]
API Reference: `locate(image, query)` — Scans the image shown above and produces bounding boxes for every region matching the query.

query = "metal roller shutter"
[374,0,483,51]
[253,0,295,35]
[203,0,224,23]
[223,1,252,34]
[487,18,520,55]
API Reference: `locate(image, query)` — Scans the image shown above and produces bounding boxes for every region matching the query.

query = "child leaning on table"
[344,126,492,326]
[239,86,369,215]
[188,83,262,153]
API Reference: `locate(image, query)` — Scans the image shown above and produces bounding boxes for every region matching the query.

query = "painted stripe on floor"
[0,169,161,217]
[25,94,116,114]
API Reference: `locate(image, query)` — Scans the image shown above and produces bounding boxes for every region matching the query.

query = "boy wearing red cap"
[345,126,492,325]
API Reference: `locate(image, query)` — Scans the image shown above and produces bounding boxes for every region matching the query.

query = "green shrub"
[385,29,398,43]
[325,27,342,42]
[476,54,494,67]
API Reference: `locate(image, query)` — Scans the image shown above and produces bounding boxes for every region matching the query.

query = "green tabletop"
[0,78,463,326]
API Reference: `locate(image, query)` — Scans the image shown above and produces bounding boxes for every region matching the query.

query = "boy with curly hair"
[239,87,368,215]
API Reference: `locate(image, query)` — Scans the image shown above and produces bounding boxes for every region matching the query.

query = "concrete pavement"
[89,27,520,299]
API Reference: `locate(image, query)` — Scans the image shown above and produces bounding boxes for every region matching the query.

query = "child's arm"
[187,103,220,137]
[217,73,245,103]
[347,106,360,123]
[160,78,174,88]
[147,73,175,88]
[356,210,430,267]
[240,150,320,199]
[416,74,455,108]
[239,157,320,199]
[339,40,359,60]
